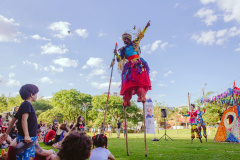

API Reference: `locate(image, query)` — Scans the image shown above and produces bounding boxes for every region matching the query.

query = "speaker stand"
[159,117,173,141]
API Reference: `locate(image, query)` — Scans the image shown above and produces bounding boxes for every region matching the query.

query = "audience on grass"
[45,125,58,145]
[54,131,92,160]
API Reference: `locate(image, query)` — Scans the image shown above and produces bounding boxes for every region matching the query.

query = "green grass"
[2,129,240,160]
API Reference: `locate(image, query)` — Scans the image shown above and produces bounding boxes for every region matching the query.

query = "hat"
[122,33,132,41]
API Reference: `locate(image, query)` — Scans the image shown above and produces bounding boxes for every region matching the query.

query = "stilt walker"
[114,21,152,156]
[184,104,202,143]
[197,106,207,142]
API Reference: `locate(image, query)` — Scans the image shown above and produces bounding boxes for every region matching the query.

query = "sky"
[1,0,240,107]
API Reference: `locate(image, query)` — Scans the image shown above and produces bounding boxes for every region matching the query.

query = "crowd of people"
[0,84,117,160]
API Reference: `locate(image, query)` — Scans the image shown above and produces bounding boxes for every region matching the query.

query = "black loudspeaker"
[161,109,167,118]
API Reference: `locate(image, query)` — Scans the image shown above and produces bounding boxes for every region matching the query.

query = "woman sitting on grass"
[89,134,115,160]
[52,123,69,149]
[54,131,92,160]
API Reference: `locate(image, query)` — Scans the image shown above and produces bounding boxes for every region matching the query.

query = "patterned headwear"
[122,33,132,41]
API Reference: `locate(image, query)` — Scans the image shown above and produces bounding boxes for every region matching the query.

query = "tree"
[32,97,53,117]
[88,94,142,128]
[0,94,8,113]
[194,91,223,125]
[153,101,166,133]
[50,89,92,123]
[7,95,23,110]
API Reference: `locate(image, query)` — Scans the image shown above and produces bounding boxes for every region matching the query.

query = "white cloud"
[41,42,68,54]
[91,82,120,89]
[217,0,240,23]
[192,26,240,46]
[9,73,15,78]
[191,31,215,45]
[200,0,216,5]
[48,21,71,39]
[53,58,78,67]
[142,44,151,53]
[0,74,4,79]
[142,40,168,53]
[83,57,103,69]
[75,29,88,38]
[235,44,240,52]
[5,79,20,87]
[174,3,179,8]
[158,94,167,97]
[158,83,166,87]
[216,29,227,37]
[9,65,16,69]
[40,77,53,84]
[164,71,173,77]
[79,74,83,76]
[101,76,107,79]
[160,42,168,50]
[151,40,162,51]
[235,48,240,52]
[194,8,217,26]
[31,34,51,41]
[170,80,175,83]
[228,26,240,37]
[150,71,158,81]
[50,65,63,72]
[32,63,38,70]
[99,31,106,37]
[69,83,74,86]
[0,15,21,42]
[90,69,106,76]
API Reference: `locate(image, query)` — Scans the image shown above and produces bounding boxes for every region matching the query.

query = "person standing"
[116,120,121,138]
[0,84,39,160]
[53,116,58,125]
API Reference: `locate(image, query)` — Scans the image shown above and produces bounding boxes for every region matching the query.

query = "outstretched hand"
[145,20,150,28]
[0,133,8,143]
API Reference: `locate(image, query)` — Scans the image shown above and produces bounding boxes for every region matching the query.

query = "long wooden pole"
[143,102,147,157]
[188,92,190,111]
[124,106,129,156]
[103,43,117,126]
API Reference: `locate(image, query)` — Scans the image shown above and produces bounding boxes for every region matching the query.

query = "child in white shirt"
[89,134,115,160]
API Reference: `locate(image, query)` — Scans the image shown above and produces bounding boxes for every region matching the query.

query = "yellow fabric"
[118,57,125,73]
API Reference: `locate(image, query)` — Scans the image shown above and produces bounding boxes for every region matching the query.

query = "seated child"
[54,130,92,160]
[89,134,115,160]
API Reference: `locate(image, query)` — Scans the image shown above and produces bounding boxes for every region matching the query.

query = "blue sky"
[1,0,240,107]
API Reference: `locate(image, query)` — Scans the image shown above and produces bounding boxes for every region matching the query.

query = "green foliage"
[7,95,23,109]
[32,97,53,117]
[88,94,142,128]
[0,94,8,113]
[194,91,224,125]
[38,108,63,124]
[38,89,92,124]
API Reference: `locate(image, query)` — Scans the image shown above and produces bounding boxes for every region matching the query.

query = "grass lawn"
[2,129,240,160]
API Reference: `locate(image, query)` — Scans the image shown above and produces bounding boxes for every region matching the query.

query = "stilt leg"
[124,106,129,156]
[143,102,147,157]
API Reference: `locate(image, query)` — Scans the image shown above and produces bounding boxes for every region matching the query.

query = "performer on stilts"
[197,106,207,142]
[184,104,202,143]
[114,21,151,156]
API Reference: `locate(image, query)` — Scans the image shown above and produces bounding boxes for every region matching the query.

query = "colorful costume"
[197,109,207,138]
[116,28,151,106]
[184,110,200,139]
